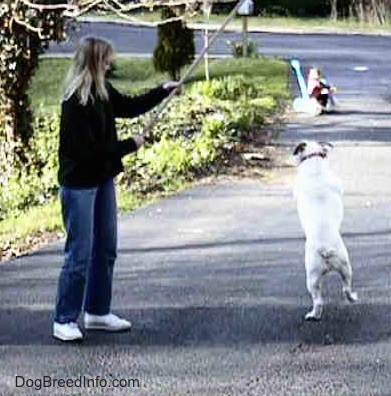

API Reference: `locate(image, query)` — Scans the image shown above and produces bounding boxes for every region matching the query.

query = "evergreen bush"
[153,7,195,80]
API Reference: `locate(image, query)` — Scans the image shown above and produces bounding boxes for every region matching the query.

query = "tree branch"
[20,0,77,12]
[6,0,222,38]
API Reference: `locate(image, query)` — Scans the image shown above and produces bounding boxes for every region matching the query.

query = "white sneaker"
[53,322,83,342]
[84,313,131,332]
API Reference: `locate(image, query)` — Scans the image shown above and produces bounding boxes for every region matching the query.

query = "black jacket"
[58,82,169,188]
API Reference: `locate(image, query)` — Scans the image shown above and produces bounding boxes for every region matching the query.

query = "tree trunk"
[330,0,338,21]
[349,0,390,24]
[0,96,18,187]
[371,0,388,24]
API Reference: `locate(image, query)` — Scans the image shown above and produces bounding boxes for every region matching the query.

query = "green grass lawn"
[29,58,71,113]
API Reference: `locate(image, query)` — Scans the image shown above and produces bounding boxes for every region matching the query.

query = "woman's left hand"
[162,81,181,92]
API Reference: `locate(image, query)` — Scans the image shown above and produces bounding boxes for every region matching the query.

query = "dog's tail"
[317,247,338,260]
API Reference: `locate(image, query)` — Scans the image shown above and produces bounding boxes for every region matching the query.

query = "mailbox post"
[237,0,254,57]
[202,0,213,80]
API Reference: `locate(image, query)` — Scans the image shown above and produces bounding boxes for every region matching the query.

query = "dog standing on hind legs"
[293,141,358,321]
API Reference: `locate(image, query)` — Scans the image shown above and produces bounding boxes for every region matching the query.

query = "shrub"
[192,75,265,101]
[0,113,59,220]
[226,39,259,58]
[119,74,285,193]
[153,7,195,80]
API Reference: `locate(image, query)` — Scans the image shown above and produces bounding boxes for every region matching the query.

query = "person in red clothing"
[53,36,179,342]
[307,67,337,110]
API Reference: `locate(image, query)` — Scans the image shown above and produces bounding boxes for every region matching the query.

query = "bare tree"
[329,0,338,21]
[348,0,390,24]
[327,0,390,23]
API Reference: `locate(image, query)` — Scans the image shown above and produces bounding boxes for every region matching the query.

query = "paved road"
[49,21,391,99]
[1,25,391,396]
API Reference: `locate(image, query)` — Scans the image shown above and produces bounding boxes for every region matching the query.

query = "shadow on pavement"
[28,228,391,257]
[1,303,390,347]
[284,123,391,143]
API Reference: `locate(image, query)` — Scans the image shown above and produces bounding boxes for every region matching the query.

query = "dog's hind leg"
[305,249,324,321]
[339,259,358,303]
[305,271,324,320]
[336,242,358,303]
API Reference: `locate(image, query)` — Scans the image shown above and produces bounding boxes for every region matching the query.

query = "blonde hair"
[63,36,114,105]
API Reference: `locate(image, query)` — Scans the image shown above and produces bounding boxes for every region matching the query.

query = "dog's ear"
[293,142,307,156]
[318,141,334,152]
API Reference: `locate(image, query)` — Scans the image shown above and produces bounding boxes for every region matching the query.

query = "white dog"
[293,141,358,321]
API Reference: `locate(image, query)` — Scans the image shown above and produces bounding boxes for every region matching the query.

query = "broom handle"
[143,0,248,136]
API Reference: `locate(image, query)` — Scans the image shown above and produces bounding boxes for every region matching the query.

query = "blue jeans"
[55,178,117,323]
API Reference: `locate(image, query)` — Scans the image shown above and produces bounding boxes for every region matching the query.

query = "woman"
[54,36,179,342]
